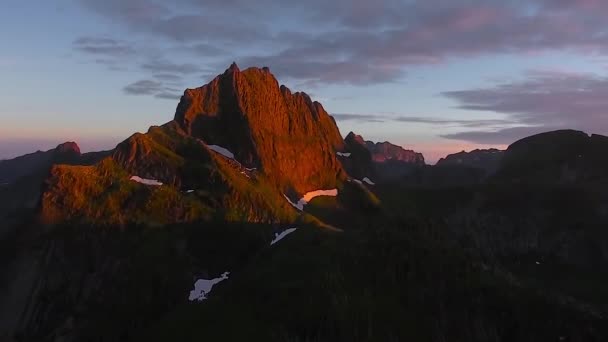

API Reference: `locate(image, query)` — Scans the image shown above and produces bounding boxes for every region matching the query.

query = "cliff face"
[365,141,425,165]
[174,63,346,194]
[340,132,375,180]
[341,132,425,181]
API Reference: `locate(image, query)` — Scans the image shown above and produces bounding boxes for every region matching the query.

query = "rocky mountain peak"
[345,132,366,146]
[345,132,424,165]
[55,141,81,155]
[365,141,425,165]
[341,132,426,181]
[172,64,346,194]
[228,61,240,73]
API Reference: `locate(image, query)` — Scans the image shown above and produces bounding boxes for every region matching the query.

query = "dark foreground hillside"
[3,195,607,342]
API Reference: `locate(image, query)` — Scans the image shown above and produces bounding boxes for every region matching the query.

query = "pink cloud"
[449,7,502,31]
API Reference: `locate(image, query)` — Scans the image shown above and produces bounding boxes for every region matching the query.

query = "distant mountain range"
[1,64,608,341]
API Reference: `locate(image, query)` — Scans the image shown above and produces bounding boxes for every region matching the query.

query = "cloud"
[73,36,135,56]
[78,0,268,43]
[76,0,608,86]
[141,59,202,74]
[78,0,168,24]
[332,114,385,122]
[393,117,514,128]
[183,43,225,57]
[123,80,163,95]
[240,55,406,86]
[152,73,182,81]
[441,126,560,145]
[441,70,608,143]
[333,113,513,127]
[123,79,185,100]
[154,92,182,100]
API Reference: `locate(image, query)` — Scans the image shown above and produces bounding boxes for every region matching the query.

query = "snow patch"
[271,228,297,245]
[284,189,338,211]
[362,177,375,185]
[199,140,254,179]
[284,194,303,211]
[188,272,230,302]
[207,145,235,160]
[185,190,195,193]
[302,189,338,202]
[337,152,351,157]
[130,176,163,186]
[349,178,374,186]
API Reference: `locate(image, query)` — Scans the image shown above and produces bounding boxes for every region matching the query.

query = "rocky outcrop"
[340,132,375,180]
[174,63,346,194]
[341,132,425,181]
[365,141,425,165]
[54,141,81,156]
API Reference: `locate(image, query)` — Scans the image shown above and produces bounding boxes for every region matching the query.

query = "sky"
[2,0,608,163]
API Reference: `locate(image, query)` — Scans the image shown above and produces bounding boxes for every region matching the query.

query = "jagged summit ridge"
[344,131,425,165]
[345,132,366,146]
[173,63,346,194]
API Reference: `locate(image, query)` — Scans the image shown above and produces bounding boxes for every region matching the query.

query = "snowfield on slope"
[337,152,351,157]
[349,178,375,186]
[130,176,163,186]
[188,272,230,302]
[271,228,297,245]
[362,177,375,185]
[284,189,338,211]
[207,145,235,160]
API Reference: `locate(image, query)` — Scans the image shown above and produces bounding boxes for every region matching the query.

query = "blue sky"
[2,0,608,162]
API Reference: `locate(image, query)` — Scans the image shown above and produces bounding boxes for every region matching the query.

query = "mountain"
[365,140,425,165]
[339,132,375,180]
[0,142,82,184]
[436,148,504,175]
[174,63,346,194]
[493,130,608,184]
[40,64,348,226]
[341,132,424,181]
[0,143,109,235]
